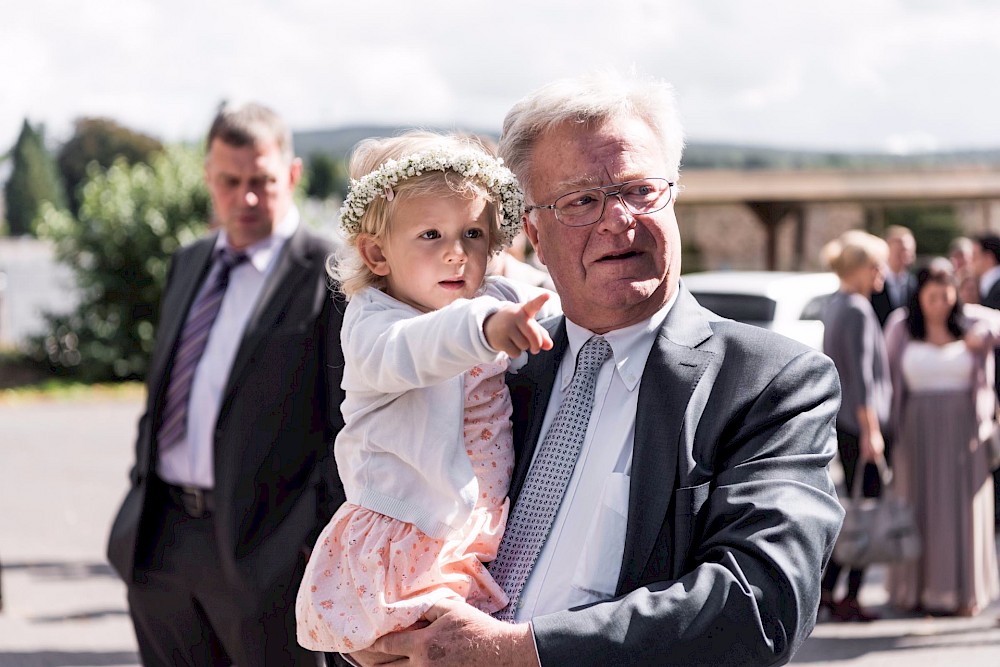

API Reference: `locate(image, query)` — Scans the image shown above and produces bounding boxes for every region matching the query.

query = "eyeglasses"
[525,177,675,227]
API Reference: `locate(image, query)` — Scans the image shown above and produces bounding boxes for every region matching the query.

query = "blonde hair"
[330,131,509,298]
[821,230,889,278]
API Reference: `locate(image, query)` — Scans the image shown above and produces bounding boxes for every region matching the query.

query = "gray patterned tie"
[491,335,612,621]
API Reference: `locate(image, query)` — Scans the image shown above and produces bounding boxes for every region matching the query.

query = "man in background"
[972,233,1000,530]
[870,225,917,326]
[107,102,344,666]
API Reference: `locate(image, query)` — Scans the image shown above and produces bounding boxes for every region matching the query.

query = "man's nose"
[244,189,259,207]
[597,193,635,231]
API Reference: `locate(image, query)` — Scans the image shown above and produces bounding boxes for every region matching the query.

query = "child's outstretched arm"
[483,293,554,357]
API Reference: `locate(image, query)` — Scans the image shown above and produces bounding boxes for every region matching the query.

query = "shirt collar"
[215,205,300,273]
[561,289,677,392]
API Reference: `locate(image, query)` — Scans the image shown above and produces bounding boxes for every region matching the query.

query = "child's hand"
[484,293,554,357]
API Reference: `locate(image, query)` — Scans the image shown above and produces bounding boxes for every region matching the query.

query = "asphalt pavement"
[0,395,998,666]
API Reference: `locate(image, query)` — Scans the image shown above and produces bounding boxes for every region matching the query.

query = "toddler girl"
[295,131,558,652]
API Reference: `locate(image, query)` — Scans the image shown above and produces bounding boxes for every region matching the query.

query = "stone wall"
[677,198,1000,272]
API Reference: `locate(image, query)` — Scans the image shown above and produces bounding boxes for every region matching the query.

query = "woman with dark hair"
[885,263,1000,616]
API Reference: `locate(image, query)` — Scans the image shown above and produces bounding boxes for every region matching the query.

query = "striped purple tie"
[157,249,247,452]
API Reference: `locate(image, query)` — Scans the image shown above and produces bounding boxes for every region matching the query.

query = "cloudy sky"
[3,0,999,155]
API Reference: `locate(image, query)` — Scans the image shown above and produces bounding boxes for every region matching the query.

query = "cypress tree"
[3,119,67,236]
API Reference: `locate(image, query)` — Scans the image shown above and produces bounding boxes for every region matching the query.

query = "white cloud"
[2,0,999,153]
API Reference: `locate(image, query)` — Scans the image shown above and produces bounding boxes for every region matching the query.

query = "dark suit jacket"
[981,279,1000,399]
[506,286,844,666]
[107,224,346,592]
[870,272,917,327]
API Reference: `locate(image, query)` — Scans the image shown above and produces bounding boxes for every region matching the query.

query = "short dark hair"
[974,234,1000,265]
[206,101,294,162]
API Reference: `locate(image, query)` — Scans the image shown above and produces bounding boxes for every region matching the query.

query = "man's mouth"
[597,250,641,262]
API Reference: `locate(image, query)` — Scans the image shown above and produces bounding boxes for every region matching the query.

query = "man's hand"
[351,598,539,667]
[484,294,554,357]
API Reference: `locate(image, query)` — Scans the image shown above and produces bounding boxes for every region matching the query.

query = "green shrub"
[32,145,208,381]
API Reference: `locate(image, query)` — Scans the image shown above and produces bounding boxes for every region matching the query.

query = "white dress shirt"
[980,264,1000,301]
[886,271,907,308]
[157,208,300,489]
[513,291,676,621]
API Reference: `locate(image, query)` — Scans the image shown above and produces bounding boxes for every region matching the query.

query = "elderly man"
[350,73,843,667]
[108,102,345,666]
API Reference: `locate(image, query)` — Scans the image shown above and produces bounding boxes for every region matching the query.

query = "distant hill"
[682,142,1000,171]
[293,125,1000,171]
[293,125,499,161]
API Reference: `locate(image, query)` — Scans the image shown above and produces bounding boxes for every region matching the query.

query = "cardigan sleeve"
[343,291,510,394]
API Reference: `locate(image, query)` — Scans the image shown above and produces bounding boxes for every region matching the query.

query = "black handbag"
[833,460,921,568]
[981,420,1000,471]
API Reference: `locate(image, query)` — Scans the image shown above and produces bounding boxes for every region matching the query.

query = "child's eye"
[465,228,484,239]
[419,230,440,240]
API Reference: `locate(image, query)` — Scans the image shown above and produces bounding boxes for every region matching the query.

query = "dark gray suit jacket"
[107,224,346,592]
[870,272,917,327]
[507,286,844,666]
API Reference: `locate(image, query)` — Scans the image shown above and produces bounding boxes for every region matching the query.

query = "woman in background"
[819,230,892,622]
[885,263,1000,616]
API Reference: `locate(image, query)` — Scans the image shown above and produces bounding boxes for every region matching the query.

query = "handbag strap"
[849,454,892,499]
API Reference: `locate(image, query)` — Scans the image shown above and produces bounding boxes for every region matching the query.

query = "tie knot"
[219,248,248,269]
[577,335,611,374]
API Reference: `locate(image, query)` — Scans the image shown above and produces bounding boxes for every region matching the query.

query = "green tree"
[33,145,209,381]
[871,205,962,258]
[305,152,349,200]
[3,119,68,236]
[57,117,163,214]
[306,152,337,199]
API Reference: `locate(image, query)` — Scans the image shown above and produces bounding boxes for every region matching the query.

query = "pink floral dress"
[296,361,513,652]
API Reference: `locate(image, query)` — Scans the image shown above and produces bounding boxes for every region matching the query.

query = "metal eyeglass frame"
[524,177,676,227]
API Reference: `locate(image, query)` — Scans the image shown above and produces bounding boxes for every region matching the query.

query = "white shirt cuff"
[529,621,542,666]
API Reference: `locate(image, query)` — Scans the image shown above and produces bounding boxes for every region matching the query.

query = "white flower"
[338,149,525,247]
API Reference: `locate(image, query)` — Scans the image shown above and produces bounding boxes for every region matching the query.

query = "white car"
[680,271,840,351]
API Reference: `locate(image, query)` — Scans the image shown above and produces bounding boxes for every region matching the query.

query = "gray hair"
[497,71,685,196]
[207,101,294,163]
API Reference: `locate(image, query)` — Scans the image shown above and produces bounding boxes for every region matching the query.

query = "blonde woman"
[819,230,892,622]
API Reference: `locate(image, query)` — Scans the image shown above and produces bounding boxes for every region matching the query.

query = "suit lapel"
[221,226,314,402]
[507,317,567,507]
[147,237,217,409]
[617,289,715,593]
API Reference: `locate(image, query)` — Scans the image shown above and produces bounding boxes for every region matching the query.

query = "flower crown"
[338,148,525,247]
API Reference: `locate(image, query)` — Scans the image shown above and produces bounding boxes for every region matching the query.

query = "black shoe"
[831,598,879,623]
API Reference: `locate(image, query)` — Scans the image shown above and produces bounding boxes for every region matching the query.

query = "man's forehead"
[207,142,287,174]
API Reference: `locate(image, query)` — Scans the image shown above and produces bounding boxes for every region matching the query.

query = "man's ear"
[288,157,304,188]
[522,216,546,266]
[357,234,391,276]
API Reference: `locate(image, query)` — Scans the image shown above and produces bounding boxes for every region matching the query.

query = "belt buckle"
[181,486,207,518]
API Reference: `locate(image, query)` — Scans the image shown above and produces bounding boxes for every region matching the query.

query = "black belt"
[161,480,215,518]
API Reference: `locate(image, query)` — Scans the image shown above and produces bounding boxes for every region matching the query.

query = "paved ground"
[0,395,998,666]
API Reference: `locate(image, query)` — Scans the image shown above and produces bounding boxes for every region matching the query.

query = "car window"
[690,293,777,323]
[800,293,835,321]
